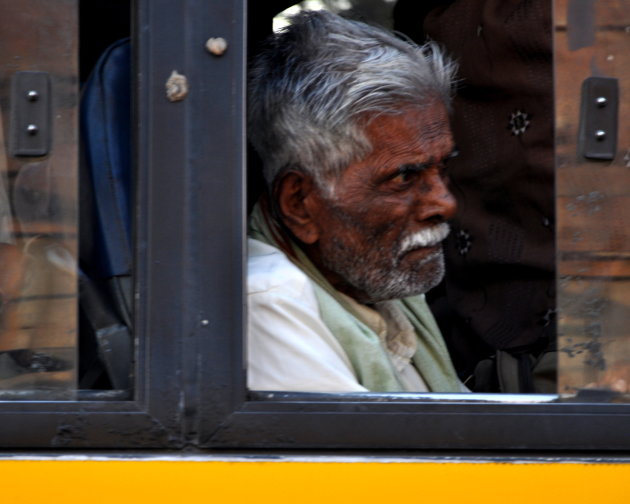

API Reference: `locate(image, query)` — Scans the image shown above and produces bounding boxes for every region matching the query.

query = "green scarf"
[248,200,462,392]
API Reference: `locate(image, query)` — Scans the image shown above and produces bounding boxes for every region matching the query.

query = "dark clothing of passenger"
[394,0,556,392]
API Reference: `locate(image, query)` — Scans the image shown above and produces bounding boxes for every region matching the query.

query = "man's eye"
[390,170,414,184]
[388,164,425,186]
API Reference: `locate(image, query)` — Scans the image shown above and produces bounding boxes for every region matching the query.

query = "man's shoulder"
[247,238,312,297]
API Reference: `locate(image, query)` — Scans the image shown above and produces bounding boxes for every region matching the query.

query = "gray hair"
[248,10,457,193]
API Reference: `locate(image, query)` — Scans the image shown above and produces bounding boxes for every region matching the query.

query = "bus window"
[0,0,134,400]
[247,0,630,399]
[0,0,79,399]
[556,0,630,397]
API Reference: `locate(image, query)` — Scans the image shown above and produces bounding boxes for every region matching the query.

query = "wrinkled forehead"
[360,101,453,158]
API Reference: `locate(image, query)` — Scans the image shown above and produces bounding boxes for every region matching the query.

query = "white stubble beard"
[321,223,450,304]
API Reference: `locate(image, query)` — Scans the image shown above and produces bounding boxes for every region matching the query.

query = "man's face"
[306,102,457,304]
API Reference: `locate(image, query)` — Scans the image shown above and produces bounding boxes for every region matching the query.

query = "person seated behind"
[247,10,467,393]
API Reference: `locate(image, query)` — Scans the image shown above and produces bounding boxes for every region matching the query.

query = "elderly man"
[247,10,465,393]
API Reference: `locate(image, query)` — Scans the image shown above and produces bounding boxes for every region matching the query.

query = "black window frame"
[2,0,630,452]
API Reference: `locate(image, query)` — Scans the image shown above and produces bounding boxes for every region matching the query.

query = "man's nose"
[415,168,457,222]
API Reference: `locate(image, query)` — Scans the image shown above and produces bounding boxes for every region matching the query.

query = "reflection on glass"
[556,0,630,397]
[0,0,78,398]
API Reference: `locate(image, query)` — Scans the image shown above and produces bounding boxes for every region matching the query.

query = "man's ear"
[275,171,321,245]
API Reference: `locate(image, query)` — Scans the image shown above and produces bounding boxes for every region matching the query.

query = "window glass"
[556,0,630,397]
[0,0,79,399]
[0,0,133,400]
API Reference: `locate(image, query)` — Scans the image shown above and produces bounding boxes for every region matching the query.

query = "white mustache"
[398,223,450,254]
